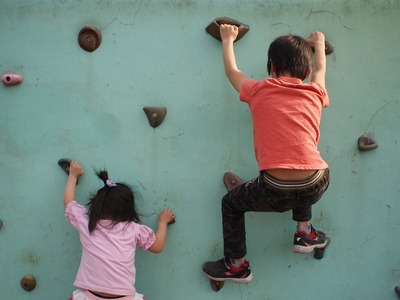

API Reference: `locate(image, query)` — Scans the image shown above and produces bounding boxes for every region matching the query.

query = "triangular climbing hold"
[143,107,167,128]
[358,134,378,151]
[223,172,244,192]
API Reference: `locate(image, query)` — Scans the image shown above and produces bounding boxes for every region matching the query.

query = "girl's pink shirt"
[240,77,329,171]
[65,201,156,296]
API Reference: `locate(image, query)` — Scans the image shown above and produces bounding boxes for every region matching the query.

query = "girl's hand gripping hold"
[63,161,84,208]
[160,208,176,225]
[148,209,176,253]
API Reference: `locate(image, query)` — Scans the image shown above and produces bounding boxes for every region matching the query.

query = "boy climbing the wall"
[203,25,330,283]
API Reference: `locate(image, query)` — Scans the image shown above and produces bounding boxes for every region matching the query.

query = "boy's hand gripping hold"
[219,24,248,93]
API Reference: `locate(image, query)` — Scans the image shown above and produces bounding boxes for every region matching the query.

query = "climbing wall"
[1,0,400,299]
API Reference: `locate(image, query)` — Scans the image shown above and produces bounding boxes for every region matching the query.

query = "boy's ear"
[269,62,276,75]
[306,69,312,79]
[267,60,272,75]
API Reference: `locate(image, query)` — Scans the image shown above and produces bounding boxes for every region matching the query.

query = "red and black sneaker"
[202,257,253,283]
[293,225,328,253]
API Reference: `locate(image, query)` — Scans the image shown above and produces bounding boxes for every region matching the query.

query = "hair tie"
[106,179,117,187]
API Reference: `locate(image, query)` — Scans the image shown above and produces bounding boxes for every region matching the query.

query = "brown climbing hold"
[143,107,167,128]
[20,274,36,292]
[223,172,244,191]
[78,25,102,52]
[205,17,250,42]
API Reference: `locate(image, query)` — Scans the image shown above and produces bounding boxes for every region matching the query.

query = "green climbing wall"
[1,0,400,299]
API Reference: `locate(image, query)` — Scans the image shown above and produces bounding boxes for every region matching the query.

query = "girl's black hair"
[267,35,313,80]
[87,169,140,233]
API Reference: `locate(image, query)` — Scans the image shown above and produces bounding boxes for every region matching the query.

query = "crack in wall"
[304,8,353,30]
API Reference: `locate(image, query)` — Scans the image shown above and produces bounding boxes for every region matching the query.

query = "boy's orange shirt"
[240,77,329,171]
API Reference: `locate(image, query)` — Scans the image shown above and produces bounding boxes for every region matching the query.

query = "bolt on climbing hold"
[20,274,36,291]
[58,158,79,184]
[324,41,334,55]
[1,73,23,86]
[205,17,250,42]
[143,107,167,128]
[78,25,102,52]
[311,40,334,56]
[358,133,378,151]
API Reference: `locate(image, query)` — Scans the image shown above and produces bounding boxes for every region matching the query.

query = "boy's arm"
[308,31,326,89]
[63,161,84,209]
[147,209,175,253]
[220,24,248,93]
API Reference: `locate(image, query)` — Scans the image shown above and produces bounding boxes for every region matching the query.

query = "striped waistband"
[262,169,326,190]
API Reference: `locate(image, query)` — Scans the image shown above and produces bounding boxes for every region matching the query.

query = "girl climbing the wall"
[64,160,175,300]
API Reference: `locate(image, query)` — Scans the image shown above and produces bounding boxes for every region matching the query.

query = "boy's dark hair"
[87,169,140,233]
[267,35,313,80]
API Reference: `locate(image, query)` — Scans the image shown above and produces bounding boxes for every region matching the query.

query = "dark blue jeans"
[222,169,330,258]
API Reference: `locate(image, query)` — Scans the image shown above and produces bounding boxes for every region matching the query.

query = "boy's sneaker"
[293,225,328,253]
[202,257,253,283]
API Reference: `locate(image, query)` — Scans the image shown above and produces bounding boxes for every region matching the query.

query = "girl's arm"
[148,209,175,253]
[63,161,84,209]
[220,24,248,93]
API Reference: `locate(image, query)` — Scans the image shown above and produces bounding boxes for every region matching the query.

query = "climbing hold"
[395,286,400,296]
[1,73,23,86]
[223,172,244,192]
[20,274,36,291]
[358,133,378,151]
[58,158,79,184]
[324,41,334,55]
[312,41,334,56]
[143,107,167,128]
[58,158,71,174]
[205,17,250,42]
[0,219,3,229]
[78,25,102,52]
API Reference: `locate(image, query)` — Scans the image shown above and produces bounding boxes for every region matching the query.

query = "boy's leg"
[287,169,330,253]
[203,175,274,282]
[292,206,327,253]
[221,168,329,257]
[222,177,274,258]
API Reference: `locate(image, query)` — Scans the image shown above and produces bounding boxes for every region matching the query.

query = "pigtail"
[95,169,118,188]
[95,169,108,184]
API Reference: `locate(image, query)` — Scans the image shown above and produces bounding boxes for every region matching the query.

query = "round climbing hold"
[78,25,102,52]
[20,274,36,291]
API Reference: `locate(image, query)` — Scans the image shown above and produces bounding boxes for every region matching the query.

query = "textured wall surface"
[1,0,400,299]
